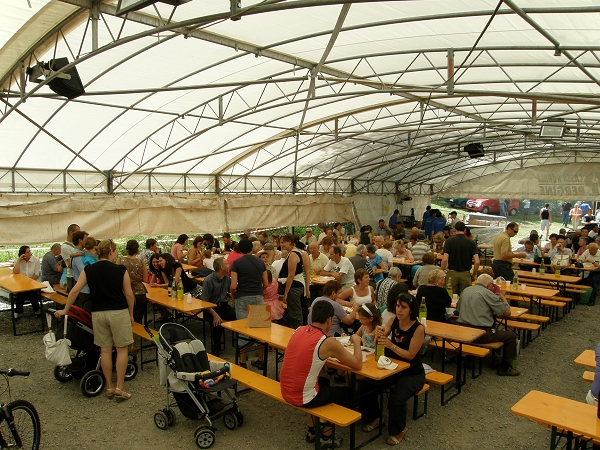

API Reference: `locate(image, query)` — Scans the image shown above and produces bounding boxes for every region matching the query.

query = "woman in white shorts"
[56,239,134,401]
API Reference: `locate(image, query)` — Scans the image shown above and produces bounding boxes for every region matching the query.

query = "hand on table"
[350,334,362,347]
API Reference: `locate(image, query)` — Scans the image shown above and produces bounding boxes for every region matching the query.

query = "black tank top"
[278,250,304,288]
[360,232,370,245]
[541,208,549,220]
[386,318,425,377]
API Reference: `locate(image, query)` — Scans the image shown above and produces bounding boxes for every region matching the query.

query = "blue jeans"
[562,211,569,226]
[234,294,264,346]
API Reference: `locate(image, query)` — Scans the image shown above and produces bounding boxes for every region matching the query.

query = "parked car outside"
[445,198,469,208]
[466,199,520,216]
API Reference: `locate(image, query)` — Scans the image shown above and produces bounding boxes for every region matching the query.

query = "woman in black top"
[158,253,202,298]
[415,268,452,323]
[359,293,425,445]
[55,239,135,401]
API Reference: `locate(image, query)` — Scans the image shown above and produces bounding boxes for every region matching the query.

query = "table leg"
[10,293,16,336]
[262,342,268,377]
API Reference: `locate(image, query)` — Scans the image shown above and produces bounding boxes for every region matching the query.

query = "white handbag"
[43,314,72,366]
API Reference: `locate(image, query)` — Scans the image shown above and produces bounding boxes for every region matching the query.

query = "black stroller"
[149,323,242,449]
[46,306,138,397]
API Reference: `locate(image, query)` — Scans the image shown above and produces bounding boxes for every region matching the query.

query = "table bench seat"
[428,340,490,382]
[505,320,540,348]
[583,371,594,383]
[41,291,67,306]
[424,371,454,406]
[207,354,361,449]
[469,342,504,369]
[131,322,158,370]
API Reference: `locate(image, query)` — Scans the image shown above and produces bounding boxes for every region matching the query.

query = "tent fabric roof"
[2,0,600,197]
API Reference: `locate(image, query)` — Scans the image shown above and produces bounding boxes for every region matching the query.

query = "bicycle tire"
[0,399,41,450]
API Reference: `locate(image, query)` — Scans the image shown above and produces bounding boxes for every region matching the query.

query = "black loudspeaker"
[45,58,85,100]
[464,143,484,158]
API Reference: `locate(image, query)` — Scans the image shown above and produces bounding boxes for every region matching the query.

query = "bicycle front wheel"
[0,399,41,450]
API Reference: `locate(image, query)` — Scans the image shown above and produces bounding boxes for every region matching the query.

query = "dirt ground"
[0,298,597,450]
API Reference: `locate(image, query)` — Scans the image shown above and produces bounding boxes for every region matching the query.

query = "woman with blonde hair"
[415,268,452,323]
[55,239,135,401]
[432,232,445,254]
[393,240,414,262]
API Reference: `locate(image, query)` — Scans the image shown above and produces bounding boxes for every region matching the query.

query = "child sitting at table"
[355,303,381,349]
[263,271,284,323]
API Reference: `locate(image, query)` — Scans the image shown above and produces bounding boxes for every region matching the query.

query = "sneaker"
[251,360,264,370]
[305,430,315,443]
[497,367,520,376]
[320,435,343,449]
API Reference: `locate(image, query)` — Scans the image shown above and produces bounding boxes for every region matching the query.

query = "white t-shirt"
[17,256,41,279]
[376,248,394,269]
[323,256,355,288]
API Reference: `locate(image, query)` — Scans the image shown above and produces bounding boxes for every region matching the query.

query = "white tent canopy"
[1,1,600,240]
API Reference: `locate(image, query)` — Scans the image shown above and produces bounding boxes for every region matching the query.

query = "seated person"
[375,267,406,309]
[586,342,600,407]
[148,254,164,284]
[307,281,358,337]
[548,237,572,268]
[412,252,437,288]
[12,245,42,319]
[516,240,538,271]
[186,236,204,267]
[280,300,363,448]
[366,244,386,284]
[457,274,520,376]
[40,243,64,286]
[415,269,452,322]
[202,249,216,271]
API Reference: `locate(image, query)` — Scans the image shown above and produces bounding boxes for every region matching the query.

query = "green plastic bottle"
[418,298,427,322]
[446,276,453,298]
[177,279,184,301]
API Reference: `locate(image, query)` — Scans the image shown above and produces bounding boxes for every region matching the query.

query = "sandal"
[362,419,382,432]
[386,428,407,446]
[114,388,131,401]
[106,388,116,398]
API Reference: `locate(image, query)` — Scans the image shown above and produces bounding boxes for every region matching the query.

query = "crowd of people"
[10,203,599,446]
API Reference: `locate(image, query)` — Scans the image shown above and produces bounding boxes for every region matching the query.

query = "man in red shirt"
[280,300,363,447]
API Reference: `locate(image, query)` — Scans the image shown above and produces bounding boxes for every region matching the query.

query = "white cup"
[505,281,511,289]
[453,294,458,302]
[520,284,526,291]
[532,268,536,274]
[186,294,192,304]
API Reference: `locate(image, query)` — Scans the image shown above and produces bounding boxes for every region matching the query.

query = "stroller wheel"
[235,411,244,427]
[163,409,176,426]
[194,426,215,449]
[154,411,169,430]
[223,411,238,430]
[124,360,138,381]
[80,370,105,397]
[54,366,73,383]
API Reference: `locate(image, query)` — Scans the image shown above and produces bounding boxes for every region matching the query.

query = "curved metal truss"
[2,0,600,196]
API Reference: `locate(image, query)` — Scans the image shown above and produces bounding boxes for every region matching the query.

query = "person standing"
[230,238,269,369]
[55,239,135,400]
[12,245,42,320]
[522,199,530,220]
[61,223,80,291]
[570,203,583,230]
[492,222,526,281]
[421,206,431,230]
[389,209,400,229]
[117,240,148,328]
[441,221,480,295]
[278,233,307,329]
[561,201,572,227]
[539,203,552,240]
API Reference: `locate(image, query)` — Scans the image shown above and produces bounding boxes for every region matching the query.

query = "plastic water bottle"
[512,273,519,290]
[375,326,385,361]
[539,259,545,275]
[418,298,427,322]
[171,277,177,300]
[177,279,184,301]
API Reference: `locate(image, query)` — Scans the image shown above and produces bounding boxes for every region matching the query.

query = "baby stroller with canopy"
[149,322,242,449]
[46,306,138,397]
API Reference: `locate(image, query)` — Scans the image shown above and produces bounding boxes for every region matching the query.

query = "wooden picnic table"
[574,349,595,369]
[511,390,600,449]
[0,272,46,335]
[499,284,559,316]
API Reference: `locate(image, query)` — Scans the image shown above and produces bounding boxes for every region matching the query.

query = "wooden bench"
[425,371,454,406]
[470,342,504,369]
[583,371,594,383]
[207,354,361,450]
[41,291,67,306]
[519,313,550,332]
[131,322,158,370]
[428,340,490,380]
[52,284,68,296]
[504,320,540,348]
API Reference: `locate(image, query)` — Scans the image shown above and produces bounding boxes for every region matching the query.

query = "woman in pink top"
[263,271,284,322]
[171,234,189,263]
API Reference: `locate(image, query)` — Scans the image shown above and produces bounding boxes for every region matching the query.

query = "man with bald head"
[580,243,600,306]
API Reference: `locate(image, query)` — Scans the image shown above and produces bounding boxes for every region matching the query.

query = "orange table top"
[181,263,197,272]
[144,283,216,313]
[509,306,527,318]
[0,273,45,294]
[311,276,335,285]
[424,320,485,343]
[392,258,418,265]
[515,270,582,284]
[499,284,559,298]
[574,349,595,369]
[221,319,409,380]
[511,390,600,440]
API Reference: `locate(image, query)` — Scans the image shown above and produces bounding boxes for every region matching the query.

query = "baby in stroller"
[150,323,242,449]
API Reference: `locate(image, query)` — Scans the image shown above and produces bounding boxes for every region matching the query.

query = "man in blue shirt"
[389,209,399,229]
[421,206,431,230]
